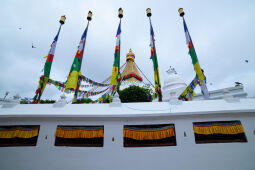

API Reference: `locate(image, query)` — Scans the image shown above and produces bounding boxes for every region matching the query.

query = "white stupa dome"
[162,67,187,102]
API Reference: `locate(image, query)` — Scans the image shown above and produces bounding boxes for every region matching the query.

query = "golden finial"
[118,8,123,18]
[87,11,92,21]
[146,8,152,17]
[178,8,185,17]
[59,15,66,24]
[126,49,135,62]
[127,49,135,56]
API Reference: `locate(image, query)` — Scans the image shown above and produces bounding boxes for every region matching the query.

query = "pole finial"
[118,8,123,18]
[59,15,66,24]
[87,11,92,21]
[178,8,185,17]
[146,8,152,17]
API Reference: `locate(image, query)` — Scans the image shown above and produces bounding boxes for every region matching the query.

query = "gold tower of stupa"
[120,49,143,88]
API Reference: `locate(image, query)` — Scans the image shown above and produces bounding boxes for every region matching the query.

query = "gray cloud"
[0,0,254,100]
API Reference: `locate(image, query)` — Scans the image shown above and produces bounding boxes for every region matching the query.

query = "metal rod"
[117,18,122,93]
[37,23,63,103]
[73,20,90,102]
[148,16,162,101]
[182,17,199,63]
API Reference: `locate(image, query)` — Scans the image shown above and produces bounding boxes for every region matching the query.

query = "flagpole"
[146,8,162,102]
[178,8,209,100]
[178,9,199,64]
[80,21,89,65]
[72,11,92,103]
[182,16,209,99]
[117,8,123,94]
[37,23,62,102]
[32,15,66,104]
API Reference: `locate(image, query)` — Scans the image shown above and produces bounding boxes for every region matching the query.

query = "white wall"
[194,85,248,100]
[0,112,255,170]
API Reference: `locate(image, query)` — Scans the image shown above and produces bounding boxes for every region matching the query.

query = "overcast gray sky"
[0,0,254,100]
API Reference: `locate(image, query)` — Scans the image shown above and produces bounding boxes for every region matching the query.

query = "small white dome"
[162,67,187,101]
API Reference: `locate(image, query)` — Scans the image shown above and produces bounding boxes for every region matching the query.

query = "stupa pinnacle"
[120,49,143,89]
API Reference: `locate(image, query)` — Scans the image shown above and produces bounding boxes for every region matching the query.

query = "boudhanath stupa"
[119,49,145,90]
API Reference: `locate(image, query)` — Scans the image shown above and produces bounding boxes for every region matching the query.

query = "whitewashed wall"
[0,111,255,170]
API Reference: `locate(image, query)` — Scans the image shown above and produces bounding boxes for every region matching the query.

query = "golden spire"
[126,49,135,62]
[121,49,142,82]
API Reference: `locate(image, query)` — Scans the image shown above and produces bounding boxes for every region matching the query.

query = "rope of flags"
[39,76,109,96]
[179,76,199,101]
[95,91,112,103]
[179,70,208,101]
[80,75,109,87]
[47,79,65,88]
[80,84,96,88]
[77,87,110,98]
[47,78,66,92]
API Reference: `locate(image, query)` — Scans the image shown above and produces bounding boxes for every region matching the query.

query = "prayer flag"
[110,21,121,90]
[65,25,88,90]
[150,22,162,101]
[183,19,209,99]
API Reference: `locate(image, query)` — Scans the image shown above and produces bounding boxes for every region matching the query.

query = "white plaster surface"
[0,99,254,117]
[194,85,248,100]
[0,99,255,170]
